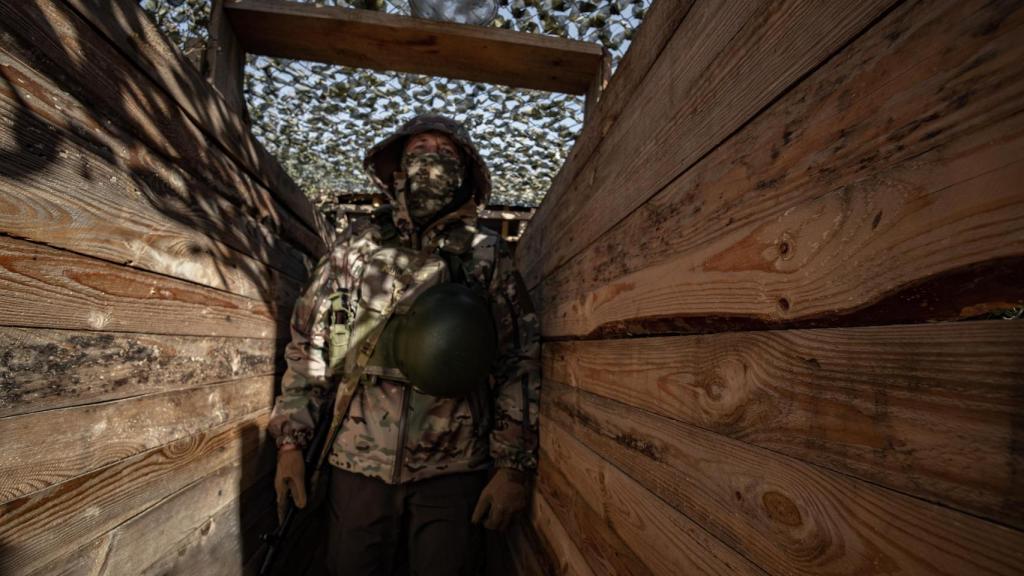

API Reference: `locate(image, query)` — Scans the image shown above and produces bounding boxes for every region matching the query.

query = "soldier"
[269,115,541,575]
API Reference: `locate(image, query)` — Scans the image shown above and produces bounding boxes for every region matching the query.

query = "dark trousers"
[326,468,488,576]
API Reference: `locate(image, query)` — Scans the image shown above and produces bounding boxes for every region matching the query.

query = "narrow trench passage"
[1,1,1023,575]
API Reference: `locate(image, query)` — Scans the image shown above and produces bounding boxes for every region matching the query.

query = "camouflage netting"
[140,0,651,211]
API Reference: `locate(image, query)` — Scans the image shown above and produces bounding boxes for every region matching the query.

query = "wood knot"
[778,232,795,261]
[762,490,802,527]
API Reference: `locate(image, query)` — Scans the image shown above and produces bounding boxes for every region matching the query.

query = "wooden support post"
[584,49,611,125]
[205,0,248,121]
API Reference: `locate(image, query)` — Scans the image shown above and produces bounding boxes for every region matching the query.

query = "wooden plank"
[60,0,331,244]
[524,0,692,244]
[544,320,1024,529]
[537,451,668,576]
[0,236,282,338]
[224,0,605,94]
[583,49,611,124]
[0,59,307,301]
[1,374,275,504]
[0,0,325,258]
[0,49,309,281]
[528,492,596,576]
[538,0,1024,337]
[25,535,110,576]
[516,0,896,288]
[503,518,551,576]
[0,412,271,575]
[27,464,274,576]
[543,381,1024,576]
[539,418,766,576]
[523,0,694,271]
[0,328,278,418]
[205,0,247,120]
[135,484,275,576]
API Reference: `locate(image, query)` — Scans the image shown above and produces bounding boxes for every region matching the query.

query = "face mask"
[400,151,464,224]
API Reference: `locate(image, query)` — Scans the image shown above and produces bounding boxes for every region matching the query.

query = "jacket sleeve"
[268,252,337,449]
[488,238,541,472]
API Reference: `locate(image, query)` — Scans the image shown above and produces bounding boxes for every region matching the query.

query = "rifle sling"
[310,253,426,491]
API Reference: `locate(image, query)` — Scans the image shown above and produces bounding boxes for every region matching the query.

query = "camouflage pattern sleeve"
[488,238,541,472]
[268,252,337,449]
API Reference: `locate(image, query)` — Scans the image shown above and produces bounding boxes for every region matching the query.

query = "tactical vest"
[324,225,499,386]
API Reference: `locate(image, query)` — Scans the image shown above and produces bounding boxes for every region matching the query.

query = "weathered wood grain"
[529,491,595,576]
[0,236,282,338]
[0,327,279,418]
[27,464,274,576]
[24,531,111,576]
[543,381,1024,576]
[0,59,306,301]
[0,49,310,277]
[226,0,605,94]
[136,469,278,569]
[0,412,271,575]
[543,321,1024,529]
[503,518,551,576]
[539,396,766,576]
[518,0,694,274]
[537,451,652,576]
[134,475,275,576]
[517,0,896,288]
[538,0,1024,337]
[60,0,330,244]
[0,374,275,504]
[582,49,611,125]
[0,0,324,258]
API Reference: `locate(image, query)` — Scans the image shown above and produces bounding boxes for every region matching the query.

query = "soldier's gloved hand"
[274,446,307,523]
[471,468,529,531]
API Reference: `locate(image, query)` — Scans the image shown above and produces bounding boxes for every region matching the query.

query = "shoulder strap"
[311,253,426,486]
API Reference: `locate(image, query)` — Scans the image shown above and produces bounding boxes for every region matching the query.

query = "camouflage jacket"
[268,206,540,484]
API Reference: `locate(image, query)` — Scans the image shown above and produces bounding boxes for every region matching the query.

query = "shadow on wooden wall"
[0,0,327,573]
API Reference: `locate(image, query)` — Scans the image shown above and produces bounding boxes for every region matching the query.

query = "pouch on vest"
[327,290,352,376]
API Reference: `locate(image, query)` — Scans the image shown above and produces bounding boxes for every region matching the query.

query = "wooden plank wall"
[515,0,1024,573]
[0,0,327,574]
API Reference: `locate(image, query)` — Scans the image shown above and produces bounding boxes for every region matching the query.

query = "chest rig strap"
[312,252,426,488]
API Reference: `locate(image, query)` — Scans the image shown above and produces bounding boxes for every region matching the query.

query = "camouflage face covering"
[400,151,464,224]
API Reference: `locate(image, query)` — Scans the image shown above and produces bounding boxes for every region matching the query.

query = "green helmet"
[393,283,498,397]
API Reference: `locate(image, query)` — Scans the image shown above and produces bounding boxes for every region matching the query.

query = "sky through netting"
[140,0,652,209]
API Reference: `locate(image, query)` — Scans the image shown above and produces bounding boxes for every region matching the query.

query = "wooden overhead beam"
[224,0,606,94]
